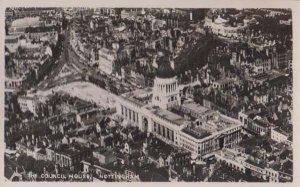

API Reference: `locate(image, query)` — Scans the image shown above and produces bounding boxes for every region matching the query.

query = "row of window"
[153,122,174,141]
[121,105,139,124]
[155,83,177,93]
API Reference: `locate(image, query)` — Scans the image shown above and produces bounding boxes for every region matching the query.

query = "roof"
[120,88,152,107]
[281,160,293,175]
[127,141,143,149]
[245,158,266,168]
[5,35,19,44]
[37,148,47,155]
[5,166,15,179]
[181,127,211,139]
[93,148,114,157]
[273,124,292,136]
[253,119,269,128]
[146,106,186,126]
[156,61,176,79]
[56,143,90,157]
[181,102,210,114]
[5,157,24,180]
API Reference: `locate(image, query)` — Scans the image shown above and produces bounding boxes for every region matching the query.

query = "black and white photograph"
[3,1,296,183]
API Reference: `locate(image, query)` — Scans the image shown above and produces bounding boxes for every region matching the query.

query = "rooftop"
[93,148,114,157]
[156,60,176,79]
[146,105,186,126]
[56,143,89,157]
[121,88,152,108]
[253,119,270,128]
[181,102,210,115]
[273,124,292,136]
[245,158,266,169]
[205,114,241,133]
[5,35,19,44]
[181,126,211,139]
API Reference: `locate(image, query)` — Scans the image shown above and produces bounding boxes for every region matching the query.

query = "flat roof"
[181,127,211,139]
[206,114,240,133]
[181,102,210,114]
[146,105,186,126]
[245,158,266,168]
[121,88,152,107]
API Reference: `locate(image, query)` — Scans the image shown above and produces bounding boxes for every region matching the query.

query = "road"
[65,28,136,93]
[36,30,78,90]
[36,25,137,94]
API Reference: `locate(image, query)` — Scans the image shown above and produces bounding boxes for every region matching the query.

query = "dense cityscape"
[4,7,292,182]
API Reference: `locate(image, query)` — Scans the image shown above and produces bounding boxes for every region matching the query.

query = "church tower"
[152,60,181,109]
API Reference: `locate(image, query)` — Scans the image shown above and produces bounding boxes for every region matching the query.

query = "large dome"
[156,61,176,79]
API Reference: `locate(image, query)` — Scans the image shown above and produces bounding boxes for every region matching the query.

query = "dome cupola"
[156,60,176,79]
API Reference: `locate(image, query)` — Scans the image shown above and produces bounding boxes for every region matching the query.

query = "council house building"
[115,60,243,159]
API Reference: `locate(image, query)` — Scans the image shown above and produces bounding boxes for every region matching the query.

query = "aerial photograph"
[4,7,293,182]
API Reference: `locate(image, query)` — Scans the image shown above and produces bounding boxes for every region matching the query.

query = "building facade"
[115,61,243,159]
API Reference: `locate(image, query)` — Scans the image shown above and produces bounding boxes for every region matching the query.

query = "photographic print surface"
[4,7,293,182]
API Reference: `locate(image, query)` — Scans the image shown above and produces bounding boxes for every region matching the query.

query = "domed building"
[152,60,181,109]
[115,57,243,160]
